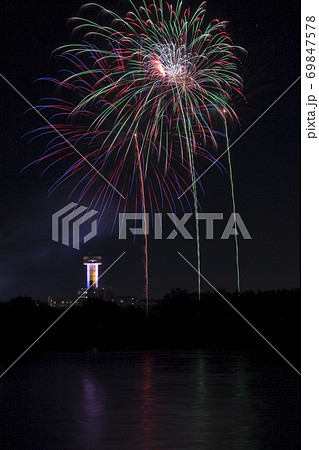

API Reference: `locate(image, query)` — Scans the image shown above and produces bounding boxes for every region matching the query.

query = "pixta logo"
[118,213,251,240]
[52,203,98,250]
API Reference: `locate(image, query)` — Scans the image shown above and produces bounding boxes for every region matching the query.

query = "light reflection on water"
[0,348,300,449]
[82,374,106,449]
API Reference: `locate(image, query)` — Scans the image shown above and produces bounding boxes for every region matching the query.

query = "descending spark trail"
[134,132,149,316]
[224,111,241,293]
[28,0,246,314]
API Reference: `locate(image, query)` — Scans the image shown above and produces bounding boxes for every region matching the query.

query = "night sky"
[0,0,300,301]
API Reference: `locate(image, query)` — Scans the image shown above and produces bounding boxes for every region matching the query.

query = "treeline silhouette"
[0,289,300,367]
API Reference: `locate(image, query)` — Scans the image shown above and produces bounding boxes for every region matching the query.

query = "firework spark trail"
[181,107,201,299]
[134,132,149,316]
[28,0,246,310]
[224,111,240,293]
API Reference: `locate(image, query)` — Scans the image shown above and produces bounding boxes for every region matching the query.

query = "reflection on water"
[139,353,157,446]
[0,348,300,449]
[82,375,106,449]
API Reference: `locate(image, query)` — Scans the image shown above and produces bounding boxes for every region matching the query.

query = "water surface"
[0,348,300,449]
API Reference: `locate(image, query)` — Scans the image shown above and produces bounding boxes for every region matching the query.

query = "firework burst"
[29,0,246,312]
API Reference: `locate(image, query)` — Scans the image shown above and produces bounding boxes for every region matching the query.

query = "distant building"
[78,256,115,301]
[74,256,138,306]
[48,296,73,308]
[77,286,115,301]
[83,256,102,289]
[115,295,139,308]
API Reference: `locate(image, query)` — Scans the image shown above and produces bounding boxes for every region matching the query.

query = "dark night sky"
[0,0,300,301]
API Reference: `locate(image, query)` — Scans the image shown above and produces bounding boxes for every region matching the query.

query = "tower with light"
[83,256,102,289]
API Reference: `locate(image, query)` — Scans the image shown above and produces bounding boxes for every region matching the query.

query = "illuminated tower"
[83,256,102,289]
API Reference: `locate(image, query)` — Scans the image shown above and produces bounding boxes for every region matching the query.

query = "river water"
[0,348,300,449]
